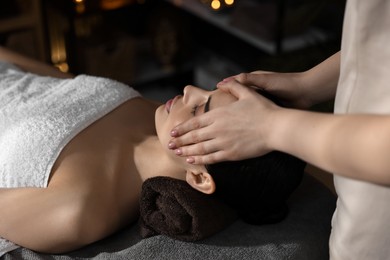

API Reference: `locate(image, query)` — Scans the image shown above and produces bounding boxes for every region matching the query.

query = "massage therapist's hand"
[232,52,341,109]
[169,79,281,165]
[231,71,317,110]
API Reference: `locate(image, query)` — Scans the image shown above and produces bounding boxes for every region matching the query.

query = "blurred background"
[0,0,345,102]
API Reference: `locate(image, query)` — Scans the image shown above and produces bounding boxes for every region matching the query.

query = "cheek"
[155,108,193,164]
[155,106,170,143]
[155,106,186,148]
[155,106,165,135]
[157,109,188,134]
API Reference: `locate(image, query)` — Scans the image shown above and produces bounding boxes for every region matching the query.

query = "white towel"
[0,61,140,255]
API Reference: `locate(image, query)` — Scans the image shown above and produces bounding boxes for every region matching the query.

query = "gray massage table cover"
[2,174,336,260]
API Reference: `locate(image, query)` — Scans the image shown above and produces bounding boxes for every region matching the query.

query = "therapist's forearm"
[300,51,340,105]
[268,108,390,186]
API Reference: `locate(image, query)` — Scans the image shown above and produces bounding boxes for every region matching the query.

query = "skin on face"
[154,85,237,193]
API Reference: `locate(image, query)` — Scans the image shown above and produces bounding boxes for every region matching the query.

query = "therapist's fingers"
[185,148,239,165]
[169,127,212,150]
[217,78,255,98]
[230,72,274,92]
[172,138,217,157]
[170,109,214,138]
[175,137,248,165]
[185,151,225,165]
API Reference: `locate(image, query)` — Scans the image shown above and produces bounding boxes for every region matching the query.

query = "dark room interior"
[0,0,345,102]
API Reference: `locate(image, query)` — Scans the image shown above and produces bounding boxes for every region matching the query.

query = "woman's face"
[155,85,237,166]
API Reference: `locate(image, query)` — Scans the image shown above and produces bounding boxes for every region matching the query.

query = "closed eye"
[204,96,211,113]
[191,105,198,116]
[191,95,212,116]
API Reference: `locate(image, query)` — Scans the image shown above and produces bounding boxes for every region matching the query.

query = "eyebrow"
[204,95,212,113]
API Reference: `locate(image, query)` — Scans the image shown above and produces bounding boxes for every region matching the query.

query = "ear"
[186,170,216,194]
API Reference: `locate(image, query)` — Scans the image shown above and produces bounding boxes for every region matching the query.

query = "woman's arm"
[268,108,390,186]
[300,51,340,106]
[0,46,73,78]
[233,51,340,109]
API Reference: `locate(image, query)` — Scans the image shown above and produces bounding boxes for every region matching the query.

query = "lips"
[165,95,180,113]
[165,98,173,113]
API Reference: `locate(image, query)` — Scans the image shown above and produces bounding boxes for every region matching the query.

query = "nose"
[183,85,206,104]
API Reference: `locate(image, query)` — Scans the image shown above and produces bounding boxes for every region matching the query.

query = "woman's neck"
[133,135,185,183]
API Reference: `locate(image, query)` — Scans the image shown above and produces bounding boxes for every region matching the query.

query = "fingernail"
[186,157,195,164]
[170,130,178,137]
[175,149,182,155]
[168,142,176,149]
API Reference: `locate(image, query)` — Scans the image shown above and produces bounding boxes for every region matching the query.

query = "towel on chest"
[0,61,140,188]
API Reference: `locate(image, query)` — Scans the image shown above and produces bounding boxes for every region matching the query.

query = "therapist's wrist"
[257,105,285,153]
[265,106,297,153]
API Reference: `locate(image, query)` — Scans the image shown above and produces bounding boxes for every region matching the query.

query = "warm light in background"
[55,62,70,73]
[73,0,86,13]
[211,0,221,10]
[200,0,235,11]
[100,0,134,10]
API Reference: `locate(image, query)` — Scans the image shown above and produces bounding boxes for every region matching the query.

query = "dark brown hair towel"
[139,176,237,242]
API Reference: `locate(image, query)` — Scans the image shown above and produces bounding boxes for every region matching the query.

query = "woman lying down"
[0,47,305,255]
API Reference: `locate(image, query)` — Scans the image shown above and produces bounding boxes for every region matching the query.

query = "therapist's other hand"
[232,71,314,109]
[169,80,279,165]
